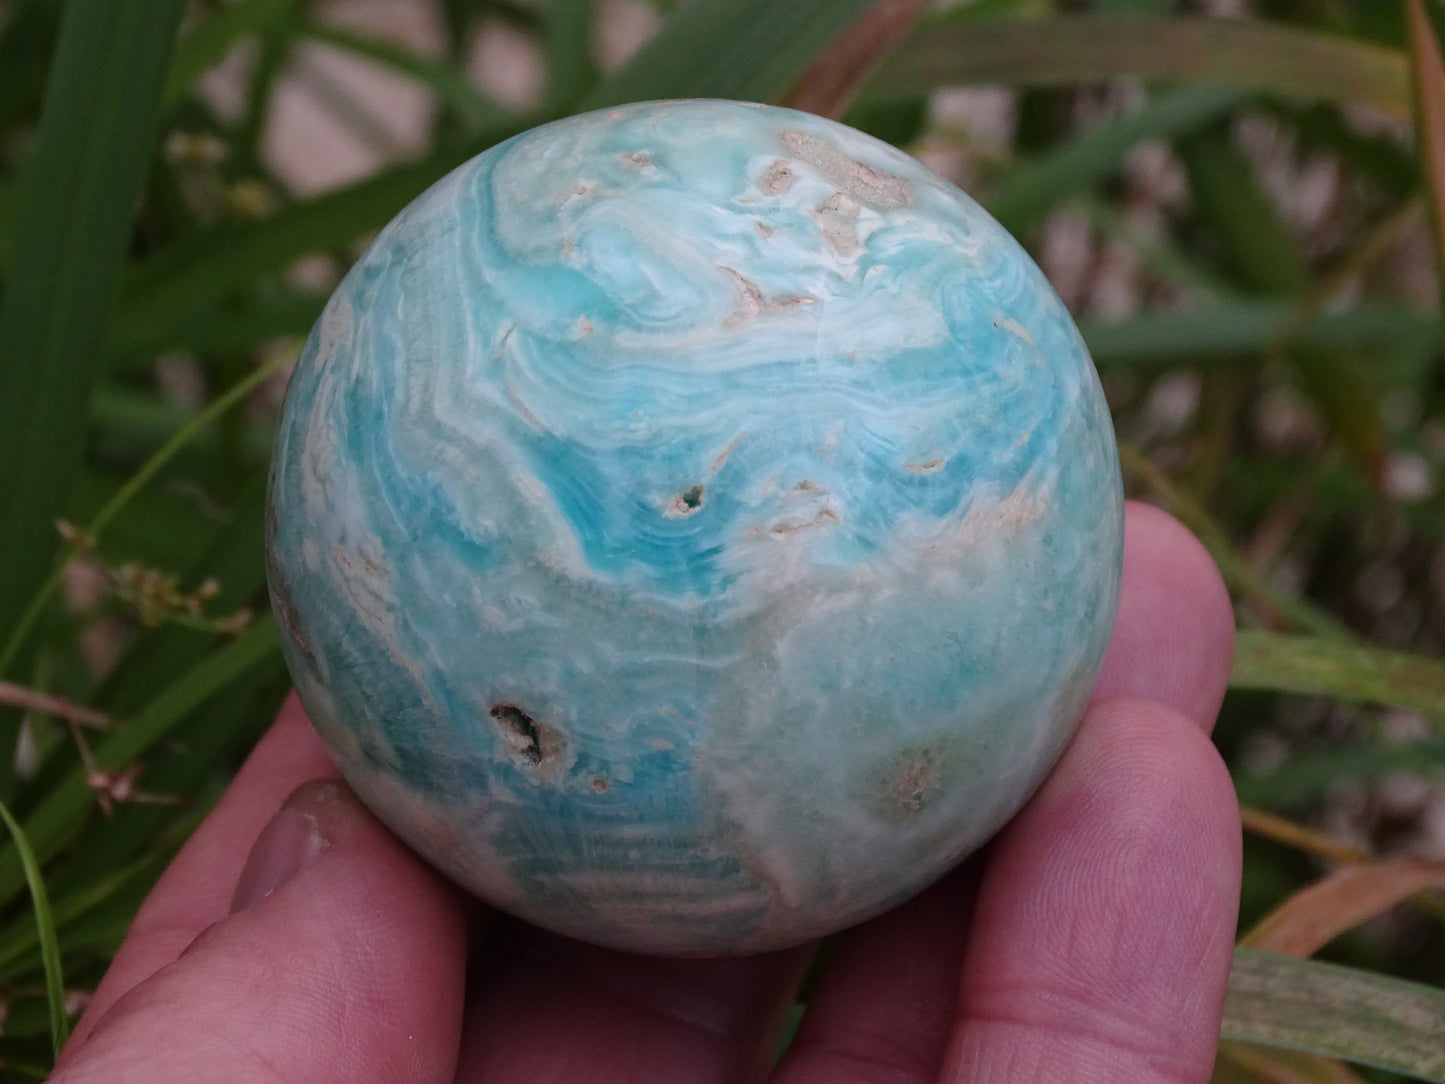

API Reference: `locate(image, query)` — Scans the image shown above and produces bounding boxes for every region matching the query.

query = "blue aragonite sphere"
[266,99,1123,956]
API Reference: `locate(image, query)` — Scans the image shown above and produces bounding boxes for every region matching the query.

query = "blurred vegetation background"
[1,0,1444,1078]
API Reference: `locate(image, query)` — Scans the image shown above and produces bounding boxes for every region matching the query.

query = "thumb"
[51,779,468,1084]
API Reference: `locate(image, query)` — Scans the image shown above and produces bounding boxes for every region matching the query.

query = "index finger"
[772,500,1239,1084]
[944,501,1241,1081]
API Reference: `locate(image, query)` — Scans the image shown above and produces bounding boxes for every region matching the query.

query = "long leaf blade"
[780,0,933,120]
[988,84,1245,236]
[1242,857,1445,957]
[1215,1043,1369,1084]
[164,0,296,107]
[580,0,878,109]
[870,15,1411,119]
[113,133,522,349]
[301,20,505,134]
[1223,948,1445,1080]
[0,796,68,1057]
[1407,0,1445,299]
[116,0,919,345]
[1230,630,1445,717]
[0,0,188,663]
[0,619,280,903]
[1080,303,1444,368]
[0,351,291,676]
[544,0,598,109]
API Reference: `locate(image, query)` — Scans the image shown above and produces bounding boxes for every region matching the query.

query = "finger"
[65,694,338,1047]
[455,925,812,1084]
[1092,500,1235,730]
[944,698,1242,1083]
[764,499,1236,1084]
[769,864,978,1084]
[52,778,468,1084]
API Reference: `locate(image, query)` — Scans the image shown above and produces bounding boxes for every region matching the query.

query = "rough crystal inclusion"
[266,99,1124,955]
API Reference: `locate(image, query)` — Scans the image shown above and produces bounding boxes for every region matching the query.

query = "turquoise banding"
[267,99,1124,955]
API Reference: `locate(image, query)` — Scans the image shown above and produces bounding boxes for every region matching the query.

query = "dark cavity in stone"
[668,484,706,516]
[490,703,561,767]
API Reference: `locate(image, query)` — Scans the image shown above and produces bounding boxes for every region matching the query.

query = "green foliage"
[1232,630,1445,718]
[0,796,67,1059]
[0,0,188,800]
[1224,948,1445,1079]
[577,0,879,108]
[0,0,1442,1077]
[871,13,1414,117]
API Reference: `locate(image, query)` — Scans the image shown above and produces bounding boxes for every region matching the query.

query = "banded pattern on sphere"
[266,99,1123,956]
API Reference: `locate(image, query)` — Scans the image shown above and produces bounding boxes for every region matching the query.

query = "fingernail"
[230,779,339,912]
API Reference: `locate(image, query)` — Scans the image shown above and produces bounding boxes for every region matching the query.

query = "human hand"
[50,500,1240,1084]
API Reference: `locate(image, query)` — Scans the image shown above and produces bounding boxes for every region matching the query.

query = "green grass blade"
[544,0,598,109]
[119,0,933,352]
[0,796,69,1058]
[870,15,1411,118]
[1177,119,1390,478]
[779,0,934,120]
[1273,101,1420,199]
[0,1,57,135]
[0,170,17,271]
[58,477,286,883]
[43,831,198,971]
[108,290,325,364]
[1117,446,1351,640]
[164,0,297,107]
[0,349,292,678]
[1178,124,1310,295]
[90,478,272,715]
[1231,629,1445,717]
[90,383,274,467]
[0,0,187,665]
[1080,303,1444,367]
[114,122,530,346]
[301,19,505,134]
[0,618,281,904]
[580,0,877,108]
[1407,0,1445,299]
[8,482,283,910]
[987,83,1245,236]
[61,653,289,898]
[0,822,188,983]
[1223,948,1445,1080]
[1234,739,1445,808]
[230,9,292,177]
[1077,195,1239,298]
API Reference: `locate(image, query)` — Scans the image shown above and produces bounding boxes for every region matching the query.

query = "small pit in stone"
[892,755,940,812]
[489,703,561,767]
[667,484,705,516]
[864,747,949,822]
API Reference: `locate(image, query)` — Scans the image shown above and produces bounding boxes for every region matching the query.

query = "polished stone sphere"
[266,99,1123,956]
